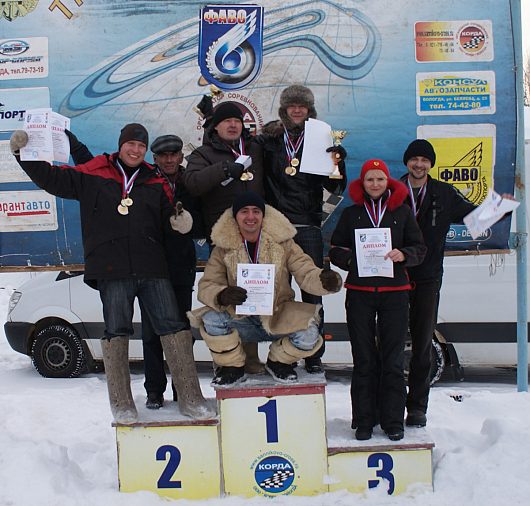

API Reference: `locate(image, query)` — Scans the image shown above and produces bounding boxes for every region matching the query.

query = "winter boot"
[101,336,137,423]
[160,330,215,419]
[212,366,246,386]
[265,359,297,383]
[243,341,265,374]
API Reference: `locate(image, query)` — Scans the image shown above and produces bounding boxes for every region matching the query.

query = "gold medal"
[285,166,297,176]
[240,171,249,181]
[123,197,133,206]
[291,158,299,167]
[245,171,254,181]
[118,204,129,215]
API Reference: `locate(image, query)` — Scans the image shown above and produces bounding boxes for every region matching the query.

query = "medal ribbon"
[364,192,389,228]
[116,161,140,199]
[406,179,427,218]
[243,230,261,264]
[283,127,304,164]
[228,138,245,160]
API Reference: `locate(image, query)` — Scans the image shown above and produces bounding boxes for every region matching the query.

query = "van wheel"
[31,325,86,378]
[404,337,446,386]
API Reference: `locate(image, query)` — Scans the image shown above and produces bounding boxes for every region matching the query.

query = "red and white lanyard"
[243,230,261,264]
[406,179,427,218]
[283,127,304,164]
[228,138,245,159]
[116,161,140,199]
[364,193,389,228]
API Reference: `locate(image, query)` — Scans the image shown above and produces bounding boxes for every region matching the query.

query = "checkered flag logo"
[462,34,485,49]
[259,469,295,489]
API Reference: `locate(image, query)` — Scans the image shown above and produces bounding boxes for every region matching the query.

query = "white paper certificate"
[20,108,70,163]
[354,227,394,278]
[299,118,335,176]
[236,263,275,315]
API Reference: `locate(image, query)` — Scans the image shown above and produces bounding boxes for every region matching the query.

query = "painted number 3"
[156,445,182,489]
[367,452,395,494]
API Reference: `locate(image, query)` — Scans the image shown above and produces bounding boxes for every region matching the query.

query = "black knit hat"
[118,123,149,148]
[232,191,265,217]
[150,135,183,154]
[403,139,436,166]
[212,102,244,128]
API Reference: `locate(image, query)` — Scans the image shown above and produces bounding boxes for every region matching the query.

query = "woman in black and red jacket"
[329,159,426,442]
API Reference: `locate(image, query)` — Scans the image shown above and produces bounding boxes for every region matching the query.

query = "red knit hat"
[360,159,390,180]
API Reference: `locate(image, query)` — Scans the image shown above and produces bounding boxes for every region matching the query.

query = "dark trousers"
[346,289,409,431]
[293,226,325,358]
[142,285,193,396]
[407,279,441,413]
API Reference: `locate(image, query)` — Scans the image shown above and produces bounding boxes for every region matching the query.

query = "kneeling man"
[190,191,342,385]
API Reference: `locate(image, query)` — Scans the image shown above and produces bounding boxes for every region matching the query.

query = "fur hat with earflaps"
[278,84,317,131]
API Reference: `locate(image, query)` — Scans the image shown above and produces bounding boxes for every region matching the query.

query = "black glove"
[195,95,214,119]
[224,162,245,179]
[319,268,342,292]
[329,247,352,271]
[65,129,93,164]
[326,145,347,161]
[217,286,248,306]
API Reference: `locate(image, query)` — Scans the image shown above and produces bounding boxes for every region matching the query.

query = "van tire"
[31,325,86,378]
[404,336,446,386]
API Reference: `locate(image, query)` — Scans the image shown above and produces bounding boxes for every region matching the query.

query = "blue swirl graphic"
[60,1,381,116]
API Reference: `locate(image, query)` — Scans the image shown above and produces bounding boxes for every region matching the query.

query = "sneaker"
[355,427,373,440]
[406,410,427,427]
[265,359,298,383]
[304,357,324,374]
[385,428,404,441]
[211,366,246,386]
[146,392,164,410]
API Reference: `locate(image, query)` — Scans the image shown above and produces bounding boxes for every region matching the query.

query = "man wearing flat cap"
[10,124,212,423]
[258,84,348,374]
[189,191,343,386]
[142,134,203,410]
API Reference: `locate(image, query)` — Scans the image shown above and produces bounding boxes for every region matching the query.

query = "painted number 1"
[156,445,182,489]
[257,399,279,443]
[367,452,395,494]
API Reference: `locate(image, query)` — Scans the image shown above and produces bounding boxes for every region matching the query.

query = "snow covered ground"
[1,274,530,506]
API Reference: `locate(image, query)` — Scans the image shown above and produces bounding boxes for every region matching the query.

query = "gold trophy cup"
[329,129,347,179]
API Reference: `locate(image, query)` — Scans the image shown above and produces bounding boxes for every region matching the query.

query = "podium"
[114,376,434,499]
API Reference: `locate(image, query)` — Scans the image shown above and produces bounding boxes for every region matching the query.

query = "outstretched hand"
[10,130,28,154]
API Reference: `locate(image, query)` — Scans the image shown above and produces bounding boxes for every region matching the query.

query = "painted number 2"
[257,399,279,443]
[367,452,395,494]
[156,445,182,489]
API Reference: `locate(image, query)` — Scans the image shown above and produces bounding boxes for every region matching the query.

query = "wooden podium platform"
[114,374,434,499]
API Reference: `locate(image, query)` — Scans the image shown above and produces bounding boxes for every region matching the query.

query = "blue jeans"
[293,226,325,358]
[98,278,186,339]
[202,310,319,351]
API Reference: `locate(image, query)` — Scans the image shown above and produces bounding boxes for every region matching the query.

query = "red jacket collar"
[348,177,409,211]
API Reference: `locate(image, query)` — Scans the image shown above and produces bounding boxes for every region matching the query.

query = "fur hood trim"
[348,177,409,211]
[211,204,297,249]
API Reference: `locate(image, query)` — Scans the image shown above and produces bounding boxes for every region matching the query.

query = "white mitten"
[170,201,193,234]
[10,130,29,154]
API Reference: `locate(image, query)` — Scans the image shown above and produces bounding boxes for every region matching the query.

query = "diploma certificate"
[354,227,394,278]
[236,263,275,315]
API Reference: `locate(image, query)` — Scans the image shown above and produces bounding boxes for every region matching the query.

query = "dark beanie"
[403,139,436,166]
[150,135,183,154]
[232,191,265,217]
[212,102,244,128]
[118,123,149,148]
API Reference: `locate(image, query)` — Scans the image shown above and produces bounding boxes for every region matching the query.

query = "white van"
[3,257,523,381]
